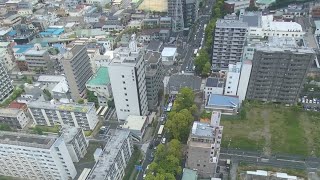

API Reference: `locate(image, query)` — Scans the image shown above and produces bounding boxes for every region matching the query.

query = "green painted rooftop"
[87,67,110,86]
[256,0,275,5]
[182,168,198,180]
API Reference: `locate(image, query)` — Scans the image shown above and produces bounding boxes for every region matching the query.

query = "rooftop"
[122,115,147,131]
[38,75,65,83]
[168,74,201,93]
[206,77,224,88]
[8,102,26,109]
[191,121,214,138]
[87,67,110,86]
[0,108,21,117]
[0,131,57,149]
[182,168,198,180]
[207,94,239,107]
[88,130,131,180]
[24,49,48,56]
[39,28,64,36]
[161,47,177,57]
[261,15,303,32]
[145,51,161,64]
[146,40,163,52]
[240,11,262,27]
[27,101,95,113]
[216,19,248,28]
[256,0,275,5]
[61,126,81,144]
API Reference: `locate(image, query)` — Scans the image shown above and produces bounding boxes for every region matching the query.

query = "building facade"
[204,77,224,102]
[24,47,51,71]
[61,45,93,101]
[0,60,14,103]
[88,130,133,180]
[212,19,248,70]
[27,101,99,130]
[0,108,29,129]
[145,52,164,111]
[236,60,252,103]
[0,131,77,180]
[224,62,241,96]
[186,112,223,178]
[60,126,88,162]
[108,35,148,121]
[167,0,184,32]
[246,37,314,104]
[183,0,199,28]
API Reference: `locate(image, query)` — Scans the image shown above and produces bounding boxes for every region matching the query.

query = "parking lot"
[299,96,320,112]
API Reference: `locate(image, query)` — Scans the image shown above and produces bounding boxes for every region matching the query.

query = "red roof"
[8,102,26,109]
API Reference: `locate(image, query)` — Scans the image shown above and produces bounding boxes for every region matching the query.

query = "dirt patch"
[299,113,315,156]
[261,109,271,156]
[138,0,168,12]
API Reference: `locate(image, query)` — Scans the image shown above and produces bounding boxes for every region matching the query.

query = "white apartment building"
[108,34,148,121]
[0,131,77,180]
[224,62,241,96]
[27,101,99,131]
[248,15,305,38]
[237,60,252,103]
[0,108,29,129]
[0,59,14,103]
[60,126,88,162]
[204,78,224,102]
[0,42,15,71]
[88,130,133,180]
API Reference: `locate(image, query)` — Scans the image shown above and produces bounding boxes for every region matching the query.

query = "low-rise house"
[205,94,239,115]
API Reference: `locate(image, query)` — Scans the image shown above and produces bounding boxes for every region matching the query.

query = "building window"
[125,99,128,101]
[126,104,129,107]
[123,81,125,84]
[125,93,127,96]
[124,87,126,90]
[122,75,124,78]
[197,164,200,167]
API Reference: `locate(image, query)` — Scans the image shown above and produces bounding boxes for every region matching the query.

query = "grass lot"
[221,103,320,156]
[78,141,105,164]
[237,163,308,179]
[123,146,143,180]
[31,125,60,134]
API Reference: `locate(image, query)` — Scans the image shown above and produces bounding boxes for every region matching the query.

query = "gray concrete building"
[61,45,93,101]
[88,130,133,180]
[246,37,314,104]
[60,126,88,162]
[0,108,29,129]
[186,111,223,178]
[0,60,13,103]
[167,0,184,32]
[27,101,99,131]
[183,0,199,28]
[145,51,164,111]
[24,47,51,71]
[212,19,248,71]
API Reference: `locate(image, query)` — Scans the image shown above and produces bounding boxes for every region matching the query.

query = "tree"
[189,104,198,116]
[166,109,193,141]
[87,90,98,107]
[43,89,53,100]
[0,123,12,131]
[78,99,84,104]
[173,88,195,112]
[202,62,211,76]
[32,127,43,135]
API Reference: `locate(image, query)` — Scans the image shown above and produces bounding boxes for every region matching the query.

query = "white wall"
[237,60,252,103]
[204,87,224,102]
[17,110,29,128]
[224,63,241,96]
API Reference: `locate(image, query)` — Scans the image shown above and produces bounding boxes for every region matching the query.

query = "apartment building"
[0,108,29,129]
[0,131,76,180]
[224,62,241,96]
[86,67,112,107]
[236,60,252,103]
[0,42,15,71]
[2,14,21,27]
[186,111,223,178]
[61,45,93,101]
[27,101,99,131]
[108,34,148,121]
[24,46,51,71]
[88,130,133,180]
[224,0,253,13]
[246,37,314,104]
[145,51,164,111]
[212,19,248,70]
[0,60,14,103]
[60,126,88,162]
[183,0,199,28]
[167,0,184,32]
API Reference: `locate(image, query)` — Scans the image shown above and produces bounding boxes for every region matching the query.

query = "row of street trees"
[194,0,225,76]
[145,88,196,179]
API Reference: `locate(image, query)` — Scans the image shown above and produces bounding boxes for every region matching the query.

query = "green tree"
[78,99,84,104]
[32,127,44,135]
[194,49,210,74]
[87,90,98,107]
[43,89,53,100]
[202,62,211,76]
[0,123,12,131]
[173,88,195,112]
[189,104,198,116]
[166,109,193,141]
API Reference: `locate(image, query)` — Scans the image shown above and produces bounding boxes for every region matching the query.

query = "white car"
[161,138,166,144]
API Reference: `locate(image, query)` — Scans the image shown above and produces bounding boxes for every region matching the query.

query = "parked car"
[161,138,166,144]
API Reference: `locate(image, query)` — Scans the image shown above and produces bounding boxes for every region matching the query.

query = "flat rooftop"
[216,19,248,28]
[61,126,81,144]
[38,75,65,83]
[24,49,48,56]
[122,115,147,131]
[182,168,198,180]
[27,101,95,113]
[0,108,21,117]
[88,130,131,180]
[207,94,239,107]
[161,47,177,57]
[191,121,214,138]
[206,77,224,88]
[0,131,57,149]
[87,67,110,86]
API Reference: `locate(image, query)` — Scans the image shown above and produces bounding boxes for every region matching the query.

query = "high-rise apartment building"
[88,130,133,180]
[27,101,99,130]
[167,0,184,32]
[246,37,314,104]
[145,51,164,111]
[186,111,223,178]
[212,19,248,70]
[183,0,199,28]
[0,60,13,103]
[224,62,241,96]
[108,35,148,121]
[0,131,77,180]
[61,45,93,101]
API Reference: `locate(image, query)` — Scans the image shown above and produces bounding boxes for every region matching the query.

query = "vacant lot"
[138,0,167,12]
[221,103,320,156]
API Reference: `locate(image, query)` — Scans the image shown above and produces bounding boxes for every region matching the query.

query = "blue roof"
[8,30,17,36]
[40,28,64,36]
[207,94,239,107]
